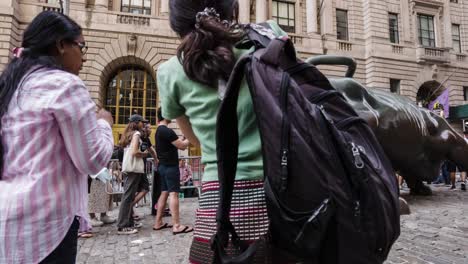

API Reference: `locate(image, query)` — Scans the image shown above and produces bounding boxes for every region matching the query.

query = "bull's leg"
[406,178,432,196]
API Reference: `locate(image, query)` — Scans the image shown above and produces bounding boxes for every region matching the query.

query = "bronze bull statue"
[307,55,468,195]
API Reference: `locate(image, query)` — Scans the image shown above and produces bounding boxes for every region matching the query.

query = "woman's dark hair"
[119,122,141,148]
[0,11,82,178]
[169,0,243,88]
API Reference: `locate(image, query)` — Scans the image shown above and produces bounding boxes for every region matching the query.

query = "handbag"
[121,136,145,173]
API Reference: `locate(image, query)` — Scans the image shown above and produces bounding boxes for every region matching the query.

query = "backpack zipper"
[318,105,333,124]
[356,148,394,255]
[351,142,364,169]
[348,141,365,232]
[279,73,290,192]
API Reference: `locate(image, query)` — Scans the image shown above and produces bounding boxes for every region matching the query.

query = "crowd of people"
[0,0,467,263]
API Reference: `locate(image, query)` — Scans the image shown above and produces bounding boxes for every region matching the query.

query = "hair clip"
[195,7,221,28]
[12,47,24,58]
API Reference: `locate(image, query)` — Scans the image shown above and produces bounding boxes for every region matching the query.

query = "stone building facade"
[1,0,468,150]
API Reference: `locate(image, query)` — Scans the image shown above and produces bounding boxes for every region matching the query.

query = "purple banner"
[428,88,449,118]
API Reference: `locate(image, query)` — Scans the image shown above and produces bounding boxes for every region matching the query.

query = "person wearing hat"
[116,114,150,234]
[131,121,157,221]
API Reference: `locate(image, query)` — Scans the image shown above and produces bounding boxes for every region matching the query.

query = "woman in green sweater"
[157,0,286,262]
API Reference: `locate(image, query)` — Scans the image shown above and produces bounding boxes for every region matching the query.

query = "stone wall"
[0,0,20,73]
[0,0,467,112]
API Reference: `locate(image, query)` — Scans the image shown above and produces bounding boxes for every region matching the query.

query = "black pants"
[40,217,80,264]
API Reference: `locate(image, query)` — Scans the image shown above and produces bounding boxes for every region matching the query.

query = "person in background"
[447,160,458,190]
[157,0,289,262]
[179,158,193,184]
[459,171,467,191]
[396,173,404,190]
[179,158,194,197]
[152,108,193,234]
[88,179,117,227]
[460,132,468,191]
[151,124,171,217]
[0,11,114,263]
[132,122,157,221]
[449,165,467,191]
[116,114,148,235]
[79,176,116,239]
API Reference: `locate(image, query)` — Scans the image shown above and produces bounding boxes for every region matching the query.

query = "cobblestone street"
[77,184,467,264]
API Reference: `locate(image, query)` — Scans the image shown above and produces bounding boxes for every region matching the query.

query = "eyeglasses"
[73,41,88,55]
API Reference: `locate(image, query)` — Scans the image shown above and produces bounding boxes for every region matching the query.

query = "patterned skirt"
[88,179,112,214]
[189,180,272,264]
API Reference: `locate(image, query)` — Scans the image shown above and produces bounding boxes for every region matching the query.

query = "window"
[336,9,348,41]
[272,1,295,32]
[450,0,458,3]
[390,79,401,94]
[464,87,468,101]
[418,14,435,47]
[388,13,399,44]
[121,0,151,15]
[452,24,461,53]
[105,66,158,125]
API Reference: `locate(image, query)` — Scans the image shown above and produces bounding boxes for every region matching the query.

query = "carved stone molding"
[431,64,439,80]
[410,2,416,14]
[127,34,137,54]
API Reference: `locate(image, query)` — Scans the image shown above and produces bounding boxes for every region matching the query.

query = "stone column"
[306,0,317,34]
[256,0,268,23]
[238,0,250,24]
[160,0,169,14]
[320,0,333,35]
[400,0,411,42]
[443,3,452,49]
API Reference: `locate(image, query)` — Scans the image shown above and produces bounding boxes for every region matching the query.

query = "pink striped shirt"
[0,68,114,264]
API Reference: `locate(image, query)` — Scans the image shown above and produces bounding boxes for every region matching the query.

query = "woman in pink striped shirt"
[0,11,114,264]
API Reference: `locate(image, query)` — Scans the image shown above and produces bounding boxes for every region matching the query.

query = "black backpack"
[211,27,400,263]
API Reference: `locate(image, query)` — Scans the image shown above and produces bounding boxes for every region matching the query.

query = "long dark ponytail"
[0,11,82,178]
[169,0,243,88]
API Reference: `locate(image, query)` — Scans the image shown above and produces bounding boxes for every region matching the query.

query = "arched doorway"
[105,65,158,144]
[416,80,445,108]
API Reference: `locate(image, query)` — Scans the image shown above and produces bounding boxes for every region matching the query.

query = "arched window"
[105,66,158,127]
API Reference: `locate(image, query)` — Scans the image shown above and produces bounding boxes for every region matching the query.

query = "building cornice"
[411,0,444,8]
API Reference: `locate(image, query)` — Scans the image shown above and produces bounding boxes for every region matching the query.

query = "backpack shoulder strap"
[211,54,259,264]
[212,38,296,264]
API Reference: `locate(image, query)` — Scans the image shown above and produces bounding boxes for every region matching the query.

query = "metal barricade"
[105,159,124,195]
[146,158,155,185]
[112,157,203,202]
[179,156,203,198]
[105,158,155,205]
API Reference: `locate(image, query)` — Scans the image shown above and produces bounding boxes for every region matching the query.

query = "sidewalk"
[78,185,468,264]
[77,198,197,264]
